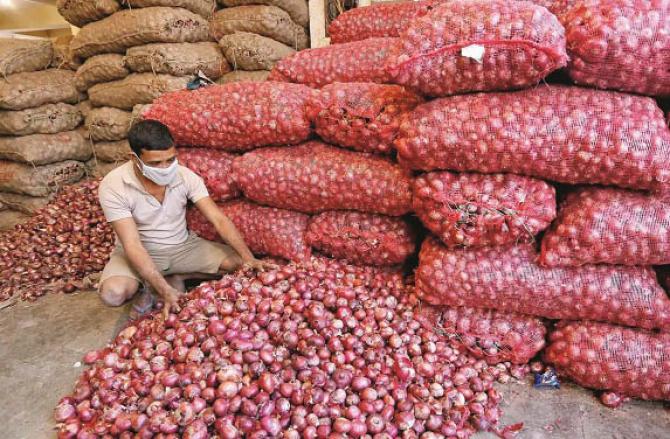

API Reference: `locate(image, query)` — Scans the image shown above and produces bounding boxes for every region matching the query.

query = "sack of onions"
[305,210,417,267]
[187,199,311,261]
[545,320,670,402]
[415,305,547,365]
[177,148,240,203]
[416,237,670,330]
[413,172,556,248]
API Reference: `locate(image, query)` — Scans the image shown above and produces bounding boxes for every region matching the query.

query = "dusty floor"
[1,291,669,439]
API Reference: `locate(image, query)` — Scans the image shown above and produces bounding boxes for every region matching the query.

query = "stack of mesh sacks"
[319,0,670,403]
[57,0,231,177]
[211,0,309,84]
[0,38,91,226]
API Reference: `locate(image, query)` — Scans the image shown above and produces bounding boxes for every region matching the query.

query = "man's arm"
[193,196,256,263]
[111,218,180,318]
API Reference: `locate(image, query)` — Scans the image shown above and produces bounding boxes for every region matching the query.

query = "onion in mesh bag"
[177,148,239,202]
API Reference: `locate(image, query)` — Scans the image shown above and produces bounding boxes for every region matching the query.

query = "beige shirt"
[99,161,209,250]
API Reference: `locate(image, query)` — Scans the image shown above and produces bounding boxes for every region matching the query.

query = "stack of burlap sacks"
[58,0,225,177]
[212,0,310,84]
[0,38,91,227]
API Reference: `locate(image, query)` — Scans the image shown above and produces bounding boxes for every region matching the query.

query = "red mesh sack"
[545,321,670,401]
[396,85,670,191]
[187,200,311,261]
[140,82,312,151]
[327,0,444,44]
[413,172,556,248]
[268,38,398,88]
[416,237,670,330]
[305,210,417,266]
[386,0,568,97]
[233,141,413,216]
[415,304,546,365]
[541,188,670,267]
[562,0,670,97]
[177,148,239,202]
[306,82,424,155]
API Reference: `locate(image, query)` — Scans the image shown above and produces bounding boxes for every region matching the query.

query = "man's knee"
[100,278,139,307]
[220,254,243,272]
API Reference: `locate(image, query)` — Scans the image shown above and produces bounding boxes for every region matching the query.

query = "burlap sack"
[0,69,80,111]
[216,70,270,84]
[88,73,190,110]
[51,35,82,71]
[57,0,121,28]
[93,139,131,162]
[125,42,230,79]
[122,0,216,18]
[210,6,309,50]
[85,158,123,178]
[0,160,86,197]
[75,54,129,92]
[85,107,131,141]
[71,7,210,59]
[0,103,83,136]
[219,32,295,71]
[77,100,94,119]
[219,0,308,27]
[0,38,53,77]
[0,192,49,215]
[0,130,92,166]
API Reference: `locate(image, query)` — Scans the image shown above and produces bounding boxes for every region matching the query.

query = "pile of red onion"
[0,179,114,302]
[55,258,526,438]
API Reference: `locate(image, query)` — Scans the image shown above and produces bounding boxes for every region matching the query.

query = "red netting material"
[140,82,312,151]
[386,0,568,97]
[267,38,398,88]
[413,172,556,248]
[177,148,239,202]
[416,237,670,330]
[562,0,670,97]
[395,85,670,191]
[233,141,413,216]
[327,0,444,44]
[415,304,546,365]
[305,210,417,266]
[187,200,311,261]
[541,188,670,267]
[305,82,424,155]
[545,321,670,401]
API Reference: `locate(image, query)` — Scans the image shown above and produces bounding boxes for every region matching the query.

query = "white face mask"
[133,154,179,186]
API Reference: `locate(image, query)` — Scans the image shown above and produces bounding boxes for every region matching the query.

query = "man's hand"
[159,286,181,321]
[242,258,278,272]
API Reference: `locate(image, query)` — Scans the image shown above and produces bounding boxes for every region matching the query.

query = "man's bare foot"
[129,285,155,320]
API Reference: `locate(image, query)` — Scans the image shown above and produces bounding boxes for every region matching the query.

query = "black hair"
[127,120,174,156]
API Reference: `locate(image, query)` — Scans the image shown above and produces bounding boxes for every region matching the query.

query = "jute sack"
[122,0,216,18]
[219,32,295,71]
[216,70,270,84]
[0,38,53,77]
[51,35,82,71]
[210,6,309,50]
[88,73,190,110]
[93,139,131,162]
[0,103,83,136]
[0,130,92,166]
[0,192,50,215]
[57,0,121,28]
[219,0,308,27]
[71,7,210,59]
[0,160,86,197]
[77,100,94,119]
[125,42,230,79]
[86,107,131,141]
[75,54,129,92]
[86,158,124,178]
[0,69,80,111]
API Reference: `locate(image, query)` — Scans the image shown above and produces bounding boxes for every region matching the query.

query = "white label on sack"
[461,44,485,63]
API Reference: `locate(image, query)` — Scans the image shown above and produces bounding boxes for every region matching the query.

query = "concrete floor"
[1,291,669,439]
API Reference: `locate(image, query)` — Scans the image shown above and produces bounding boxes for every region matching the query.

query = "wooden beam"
[308,0,329,48]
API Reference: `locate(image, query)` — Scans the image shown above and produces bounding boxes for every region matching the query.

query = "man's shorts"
[99,233,239,285]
